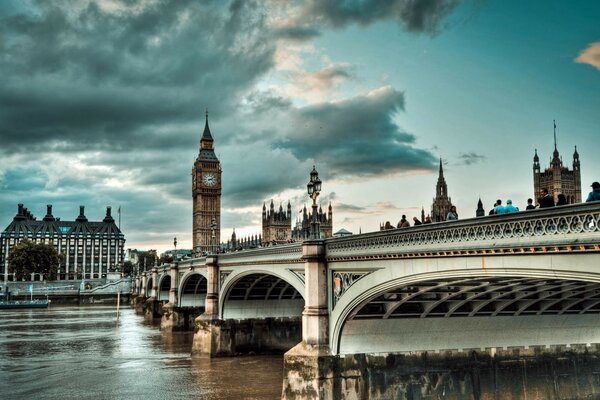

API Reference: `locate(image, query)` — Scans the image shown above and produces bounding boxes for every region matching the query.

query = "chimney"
[43,204,55,222]
[76,205,88,222]
[103,206,115,223]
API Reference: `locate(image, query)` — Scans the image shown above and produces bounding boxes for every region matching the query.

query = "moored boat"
[0,299,49,309]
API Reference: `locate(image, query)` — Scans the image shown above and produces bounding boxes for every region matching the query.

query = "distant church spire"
[553,119,557,151]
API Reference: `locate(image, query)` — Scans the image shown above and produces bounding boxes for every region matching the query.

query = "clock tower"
[192,111,221,255]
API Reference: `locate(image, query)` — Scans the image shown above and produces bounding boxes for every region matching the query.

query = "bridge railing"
[217,242,302,266]
[325,202,600,259]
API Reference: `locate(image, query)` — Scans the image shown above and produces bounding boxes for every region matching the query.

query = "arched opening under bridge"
[337,275,600,355]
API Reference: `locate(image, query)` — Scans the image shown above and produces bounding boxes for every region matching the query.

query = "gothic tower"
[262,200,292,245]
[431,158,454,222]
[532,121,582,204]
[192,111,222,255]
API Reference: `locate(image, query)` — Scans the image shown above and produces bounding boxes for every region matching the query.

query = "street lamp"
[173,237,177,262]
[307,166,322,239]
[210,218,217,254]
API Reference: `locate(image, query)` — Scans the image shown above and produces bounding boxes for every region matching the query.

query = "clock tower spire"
[192,109,221,255]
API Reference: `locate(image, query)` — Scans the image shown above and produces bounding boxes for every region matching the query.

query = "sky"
[1,0,599,253]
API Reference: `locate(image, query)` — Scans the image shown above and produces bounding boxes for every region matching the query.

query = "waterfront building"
[533,123,581,204]
[431,158,454,222]
[1,204,125,282]
[192,112,222,255]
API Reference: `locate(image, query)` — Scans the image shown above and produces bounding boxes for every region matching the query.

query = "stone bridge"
[132,202,600,399]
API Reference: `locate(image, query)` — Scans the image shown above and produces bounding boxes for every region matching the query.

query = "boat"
[0,299,49,309]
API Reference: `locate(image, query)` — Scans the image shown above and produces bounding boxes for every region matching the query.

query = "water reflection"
[0,306,283,400]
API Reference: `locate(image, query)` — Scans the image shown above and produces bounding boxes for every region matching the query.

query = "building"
[291,204,333,240]
[1,204,125,282]
[333,228,352,237]
[431,158,454,222]
[533,123,581,204]
[192,112,222,255]
[262,200,292,244]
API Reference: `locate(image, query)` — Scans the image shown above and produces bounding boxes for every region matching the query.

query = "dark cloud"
[0,0,275,154]
[274,86,436,177]
[295,0,461,35]
[0,0,460,249]
[457,152,486,165]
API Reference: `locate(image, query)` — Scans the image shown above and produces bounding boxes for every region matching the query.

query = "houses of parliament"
[192,115,581,253]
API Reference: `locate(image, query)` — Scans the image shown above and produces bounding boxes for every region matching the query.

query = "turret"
[287,201,292,218]
[573,146,580,170]
[43,204,55,222]
[533,149,540,172]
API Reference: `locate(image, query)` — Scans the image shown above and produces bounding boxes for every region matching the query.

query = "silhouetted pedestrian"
[397,215,410,228]
[587,182,600,202]
[538,188,554,208]
[413,217,422,226]
[423,216,432,224]
[489,202,497,215]
[525,198,535,210]
[556,194,567,206]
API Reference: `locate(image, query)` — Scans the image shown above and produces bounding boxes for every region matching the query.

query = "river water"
[0,306,284,400]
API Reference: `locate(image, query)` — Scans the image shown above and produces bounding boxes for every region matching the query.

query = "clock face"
[202,172,217,187]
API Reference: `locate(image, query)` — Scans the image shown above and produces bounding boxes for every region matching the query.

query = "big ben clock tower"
[192,111,221,255]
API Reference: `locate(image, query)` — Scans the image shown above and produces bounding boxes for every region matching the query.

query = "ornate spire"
[551,120,561,167]
[202,109,213,141]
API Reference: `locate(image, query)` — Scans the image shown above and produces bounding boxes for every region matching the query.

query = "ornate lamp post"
[173,237,177,262]
[307,166,322,239]
[210,218,217,254]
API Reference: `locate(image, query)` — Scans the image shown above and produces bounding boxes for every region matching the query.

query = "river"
[0,305,284,400]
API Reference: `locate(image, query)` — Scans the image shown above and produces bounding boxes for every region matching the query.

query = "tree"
[8,239,62,281]
[122,261,133,276]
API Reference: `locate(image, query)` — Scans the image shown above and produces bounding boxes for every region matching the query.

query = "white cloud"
[575,41,600,71]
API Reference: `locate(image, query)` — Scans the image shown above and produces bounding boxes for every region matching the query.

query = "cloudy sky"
[1,0,599,253]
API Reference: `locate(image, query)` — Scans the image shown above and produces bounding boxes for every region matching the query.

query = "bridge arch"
[219,269,304,319]
[179,271,207,307]
[330,254,600,355]
[145,275,153,297]
[157,273,170,301]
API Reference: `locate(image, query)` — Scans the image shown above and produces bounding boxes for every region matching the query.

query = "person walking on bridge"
[538,188,555,208]
[446,206,458,221]
[494,200,506,214]
[397,215,410,228]
[586,182,600,202]
[504,199,518,213]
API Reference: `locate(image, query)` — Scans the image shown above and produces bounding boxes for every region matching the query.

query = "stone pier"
[285,346,600,399]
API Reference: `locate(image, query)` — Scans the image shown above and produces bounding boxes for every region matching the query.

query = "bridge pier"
[192,255,220,356]
[144,268,161,321]
[282,240,337,400]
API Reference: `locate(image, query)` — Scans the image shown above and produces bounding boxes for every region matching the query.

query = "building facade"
[262,200,292,244]
[1,204,125,282]
[192,112,222,255]
[431,158,454,222]
[533,125,581,204]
